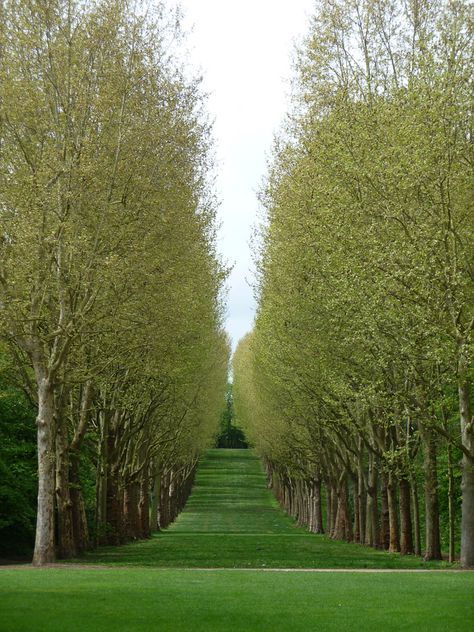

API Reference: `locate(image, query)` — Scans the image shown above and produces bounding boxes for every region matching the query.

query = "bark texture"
[399,477,413,555]
[33,376,56,566]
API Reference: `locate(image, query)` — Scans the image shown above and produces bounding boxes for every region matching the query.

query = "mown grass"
[0,568,472,632]
[75,449,453,569]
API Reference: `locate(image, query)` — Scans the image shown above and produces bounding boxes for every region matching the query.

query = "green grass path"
[79,448,453,569]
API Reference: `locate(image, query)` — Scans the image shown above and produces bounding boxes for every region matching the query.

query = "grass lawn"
[0,568,473,632]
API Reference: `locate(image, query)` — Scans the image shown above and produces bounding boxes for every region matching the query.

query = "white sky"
[176,0,315,351]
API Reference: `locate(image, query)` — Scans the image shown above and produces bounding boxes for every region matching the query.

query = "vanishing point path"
[81,449,449,570]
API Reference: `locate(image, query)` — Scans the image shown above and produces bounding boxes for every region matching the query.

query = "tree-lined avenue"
[73,449,453,569]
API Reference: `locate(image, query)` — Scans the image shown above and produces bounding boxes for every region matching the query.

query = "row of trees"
[234,0,473,566]
[0,0,228,565]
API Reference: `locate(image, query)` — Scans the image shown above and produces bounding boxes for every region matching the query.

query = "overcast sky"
[177,0,315,351]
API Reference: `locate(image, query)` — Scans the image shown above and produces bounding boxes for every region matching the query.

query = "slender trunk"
[411,476,421,556]
[301,480,309,527]
[33,376,56,566]
[304,480,311,526]
[301,480,308,526]
[70,450,90,553]
[168,471,175,523]
[150,472,161,532]
[124,481,140,539]
[139,474,150,538]
[421,425,442,560]
[96,412,108,545]
[105,421,125,544]
[55,420,75,558]
[349,474,360,542]
[330,485,338,537]
[118,484,125,542]
[459,365,474,568]
[69,381,92,553]
[281,478,287,512]
[160,471,170,529]
[106,457,121,545]
[296,480,304,526]
[310,478,324,534]
[380,473,390,550]
[333,476,352,542]
[447,444,455,564]
[325,483,332,534]
[288,478,295,518]
[365,458,379,548]
[387,471,400,553]
[308,483,314,532]
[399,478,413,555]
[357,445,366,544]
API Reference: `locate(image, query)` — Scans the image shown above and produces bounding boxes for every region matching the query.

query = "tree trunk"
[124,481,140,539]
[32,375,56,566]
[96,411,109,545]
[380,473,390,550]
[296,480,304,526]
[353,475,360,543]
[106,463,121,544]
[325,483,332,534]
[421,425,442,560]
[411,476,421,556]
[310,478,324,534]
[160,470,170,529]
[70,450,90,554]
[399,477,413,555]
[365,458,379,548]
[357,445,366,544]
[302,480,310,527]
[447,444,455,564]
[330,485,338,537]
[139,474,150,538]
[387,471,400,553]
[150,472,161,532]
[55,420,75,558]
[333,476,352,542]
[459,367,474,567]
[69,380,92,553]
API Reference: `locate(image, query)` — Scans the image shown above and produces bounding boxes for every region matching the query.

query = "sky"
[177,0,315,351]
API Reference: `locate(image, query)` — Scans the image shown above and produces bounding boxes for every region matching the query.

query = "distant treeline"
[215,385,248,449]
